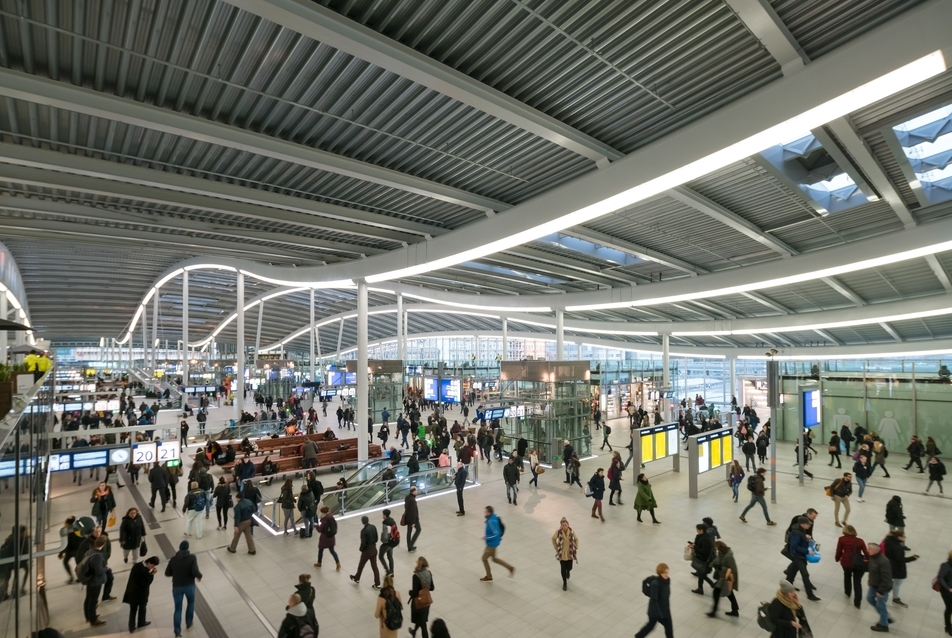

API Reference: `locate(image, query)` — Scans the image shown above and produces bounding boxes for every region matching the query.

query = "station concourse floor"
[43,410,952,638]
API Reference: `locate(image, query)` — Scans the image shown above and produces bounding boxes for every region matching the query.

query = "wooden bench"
[220,443,383,482]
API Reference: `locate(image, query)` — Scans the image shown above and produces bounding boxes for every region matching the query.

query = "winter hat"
[179,540,189,551]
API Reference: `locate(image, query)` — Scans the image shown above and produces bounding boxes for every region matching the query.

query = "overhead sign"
[133,442,157,464]
[156,441,180,463]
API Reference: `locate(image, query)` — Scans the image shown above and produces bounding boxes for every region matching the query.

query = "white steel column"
[662,334,671,420]
[729,356,737,426]
[140,302,147,369]
[502,318,508,361]
[357,280,369,462]
[236,272,245,414]
[577,342,583,360]
[403,307,408,358]
[556,309,564,360]
[182,272,189,384]
[336,318,344,359]
[254,302,264,362]
[396,293,404,360]
[151,292,158,374]
[1,292,8,362]
[309,288,316,385]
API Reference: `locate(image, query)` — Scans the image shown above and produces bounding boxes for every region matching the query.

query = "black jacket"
[502,462,520,485]
[454,466,467,489]
[589,473,605,500]
[148,465,168,488]
[929,460,947,481]
[867,552,892,594]
[164,550,202,587]
[119,514,146,550]
[693,532,714,563]
[122,561,154,605]
[831,478,852,498]
[403,494,419,525]
[767,598,809,638]
[358,523,378,552]
[646,576,670,620]
[884,497,904,528]
[883,534,916,580]
[213,484,233,508]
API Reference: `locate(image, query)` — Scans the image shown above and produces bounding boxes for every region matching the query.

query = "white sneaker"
[857,498,865,503]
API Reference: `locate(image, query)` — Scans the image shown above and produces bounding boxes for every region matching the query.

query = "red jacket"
[834,534,868,569]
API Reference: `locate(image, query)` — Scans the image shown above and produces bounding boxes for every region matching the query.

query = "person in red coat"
[834,524,869,609]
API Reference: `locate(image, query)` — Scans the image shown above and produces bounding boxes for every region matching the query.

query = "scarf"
[555,525,578,563]
[776,590,800,612]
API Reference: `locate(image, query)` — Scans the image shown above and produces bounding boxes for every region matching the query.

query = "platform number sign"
[133,442,157,464]
[156,440,180,462]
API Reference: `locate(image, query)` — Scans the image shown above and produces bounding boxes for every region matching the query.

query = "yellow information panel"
[654,432,666,459]
[723,438,733,463]
[641,433,654,462]
[696,428,733,474]
[711,437,721,468]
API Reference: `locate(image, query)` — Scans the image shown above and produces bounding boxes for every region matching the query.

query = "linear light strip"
[673,307,952,336]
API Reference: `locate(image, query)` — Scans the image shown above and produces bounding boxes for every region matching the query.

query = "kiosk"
[688,426,734,498]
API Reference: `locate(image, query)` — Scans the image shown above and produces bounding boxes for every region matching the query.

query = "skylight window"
[893,102,952,199]
[461,261,566,285]
[538,233,642,267]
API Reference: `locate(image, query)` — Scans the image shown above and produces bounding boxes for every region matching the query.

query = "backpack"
[387,523,400,547]
[498,518,505,537]
[824,479,840,497]
[326,518,337,537]
[191,491,207,512]
[198,473,213,490]
[294,616,318,638]
[756,601,775,632]
[641,575,657,597]
[605,426,612,435]
[383,596,403,630]
[747,475,757,492]
[75,552,94,585]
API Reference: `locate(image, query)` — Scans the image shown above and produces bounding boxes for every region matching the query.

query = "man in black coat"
[454,462,468,516]
[148,462,168,512]
[349,515,380,588]
[403,486,421,552]
[123,556,159,633]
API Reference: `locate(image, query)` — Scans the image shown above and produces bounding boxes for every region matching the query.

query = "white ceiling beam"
[0,195,373,258]
[0,162,420,245]
[809,125,877,198]
[0,68,506,214]
[740,291,791,315]
[0,143,439,238]
[567,227,706,275]
[821,276,866,307]
[879,322,903,342]
[486,252,625,288]
[668,186,797,257]
[505,247,641,285]
[724,0,808,75]
[926,254,952,293]
[813,329,842,345]
[221,0,623,166]
[824,116,918,228]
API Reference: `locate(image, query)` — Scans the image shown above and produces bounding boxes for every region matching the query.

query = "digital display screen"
[802,390,820,428]
[70,450,108,469]
[344,373,356,385]
[423,378,438,402]
[49,453,70,471]
[698,443,709,473]
[484,407,507,420]
[166,459,181,467]
[328,372,343,386]
[440,379,461,403]
[0,458,33,478]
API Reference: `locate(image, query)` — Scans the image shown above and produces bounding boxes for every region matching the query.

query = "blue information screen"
[423,378,438,402]
[802,390,820,428]
[440,379,461,403]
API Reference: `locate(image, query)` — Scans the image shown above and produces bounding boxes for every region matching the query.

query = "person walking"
[182,481,206,539]
[739,468,776,525]
[528,449,541,487]
[588,468,606,522]
[480,506,514,582]
[551,517,578,591]
[567,453,583,490]
[408,556,434,638]
[883,529,917,608]
[226,496,256,555]
[119,508,146,564]
[349,515,381,589]
[295,574,316,626]
[840,423,855,455]
[608,456,623,505]
[454,462,467,516]
[403,486,421,552]
[706,541,739,617]
[925,455,947,495]
[298,484,316,537]
[165,540,202,638]
[634,563,672,638]
[784,516,820,601]
[503,456,520,505]
[741,436,756,471]
[379,509,397,576]
[834,524,868,609]
[902,435,925,473]
[689,522,716,595]
[374,574,402,638]
[728,460,744,503]
[148,462,168,511]
[828,432,842,468]
[767,581,812,638]
[277,592,318,638]
[885,495,905,532]
[870,439,892,478]
[853,454,871,502]
[938,550,952,635]
[213,477,232,530]
[278,479,297,536]
[196,467,214,519]
[829,472,853,527]
[634,473,660,524]
[122,555,159,633]
[90,482,117,530]
[756,432,769,466]
[314,506,341,570]
[81,535,109,627]
[867,542,893,632]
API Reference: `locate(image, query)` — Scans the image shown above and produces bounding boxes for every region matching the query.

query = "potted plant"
[0,363,13,417]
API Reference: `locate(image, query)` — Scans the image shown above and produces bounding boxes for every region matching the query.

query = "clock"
[109,448,130,465]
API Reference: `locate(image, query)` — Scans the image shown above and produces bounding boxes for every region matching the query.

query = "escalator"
[321,458,404,513]
[326,460,436,514]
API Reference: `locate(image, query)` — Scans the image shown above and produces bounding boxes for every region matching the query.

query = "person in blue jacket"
[479,506,514,582]
[588,468,606,521]
[784,517,820,601]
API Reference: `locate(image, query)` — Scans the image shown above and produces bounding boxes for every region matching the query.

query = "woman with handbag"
[528,449,542,487]
[118,508,146,563]
[728,461,744,503]
[278,479,297,536]
[408,556,434,638]
[706,541,739,617]
[828,432,842,468]
[833,524,868,609]
[90,482,117,529]
[551,517,579,591]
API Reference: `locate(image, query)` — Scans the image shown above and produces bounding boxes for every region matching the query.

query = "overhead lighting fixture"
[910,179,922,188]
[365,52,946,284]
[239,270,354,289]
[401,293,550,313]
[867,194,880,201]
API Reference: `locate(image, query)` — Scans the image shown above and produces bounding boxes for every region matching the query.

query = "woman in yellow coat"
[551,517,579,591]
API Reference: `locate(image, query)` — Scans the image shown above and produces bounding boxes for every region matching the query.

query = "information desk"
[687,426,733,498]
[630,422,681,484]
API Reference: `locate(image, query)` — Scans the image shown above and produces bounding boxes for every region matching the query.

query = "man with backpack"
[378,509,399,576]
[784,517,821,602]
[480,505,514,582]
[277,592,318,638]
[78,535,110,626]
[182,481,206,540]
[738,468,777,526]
[197,468,214,519]
[165,540,202,638]
[227,496,257,555]
[600,423,612,451]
